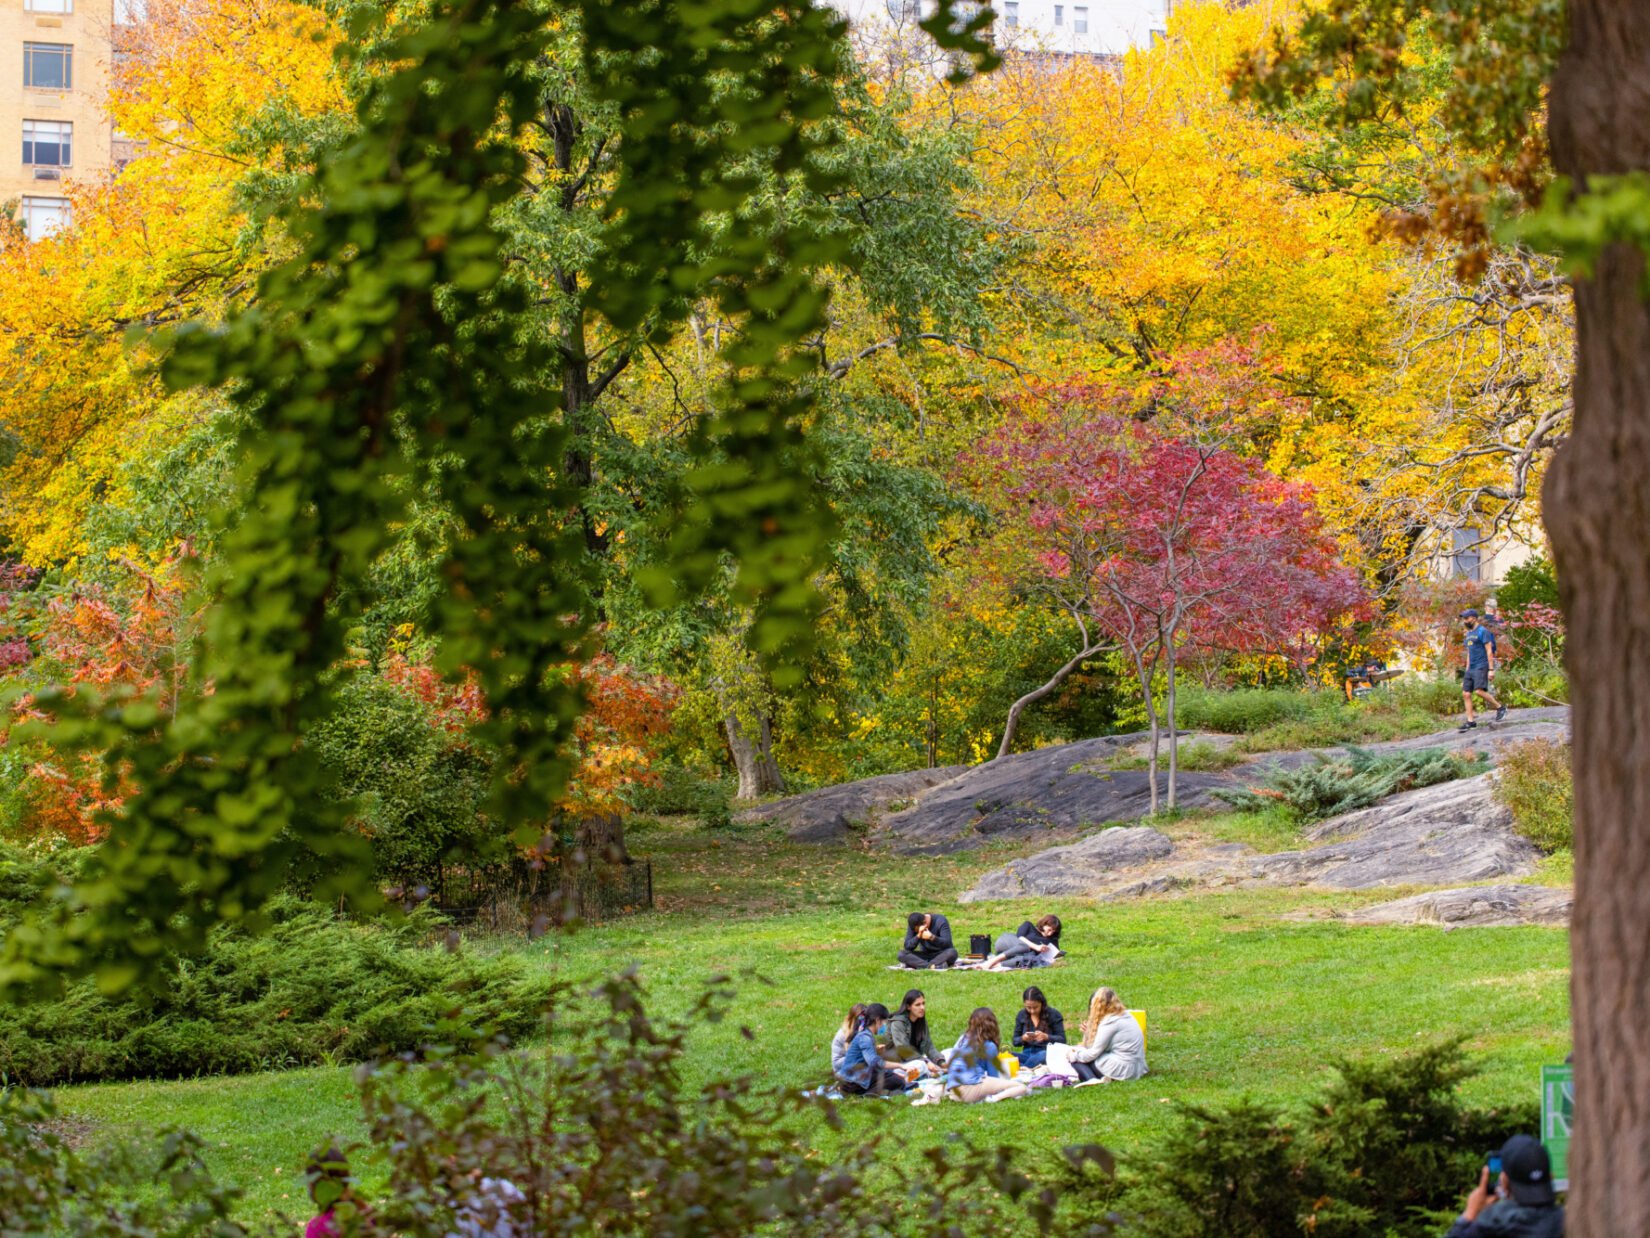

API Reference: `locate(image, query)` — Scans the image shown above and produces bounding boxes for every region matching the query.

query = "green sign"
[1540,1064,1573,1190]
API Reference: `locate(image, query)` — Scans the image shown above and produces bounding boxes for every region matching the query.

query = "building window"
[885,0,921,20]
[24,0,74,12]
[1004,1,1018,26]
[24,43,72,90]
[23,120,73,167]
[19,196,70,241]
[1073,5,1088,32]
[1054,4,1064,25]
[1451,527,1482,582]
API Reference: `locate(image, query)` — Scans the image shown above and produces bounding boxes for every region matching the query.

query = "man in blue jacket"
[1459,609,1508,732]
[1444,1135,1564,1237]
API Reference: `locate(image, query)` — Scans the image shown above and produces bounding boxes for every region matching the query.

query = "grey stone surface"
[957,769,1547,901]
[957,826,1175,902]
[876,708,1568,854]
[739,766,968,843]
[1345,884,1572,928]
[875,732,1228,854]
[1249,774,1541,888]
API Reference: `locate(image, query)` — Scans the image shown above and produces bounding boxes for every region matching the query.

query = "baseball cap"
[1460,609,1480,619]
[1500,1134,1557,1205]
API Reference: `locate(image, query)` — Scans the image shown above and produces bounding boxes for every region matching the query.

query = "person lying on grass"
[883,989,946,1074]
[944,1007,1032,1103]
[1067,987,1146,1084]
[840,1003,916,1096]
[1012,985,1066,1069]
[830,1002,869,1084]
[984,914,1062,970]
[899,911,959,969]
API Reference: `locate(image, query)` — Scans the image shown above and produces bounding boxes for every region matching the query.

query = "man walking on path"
[1459,609,1507,732]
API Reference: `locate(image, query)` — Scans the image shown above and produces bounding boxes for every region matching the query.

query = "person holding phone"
[1011,985,1066,1069]
[1442,1134,1564,1236]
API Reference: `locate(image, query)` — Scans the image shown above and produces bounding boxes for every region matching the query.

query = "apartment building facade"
[827,0,1171,60]
[2,0,120,241]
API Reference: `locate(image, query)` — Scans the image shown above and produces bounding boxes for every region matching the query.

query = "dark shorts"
[1463,666,1491,693]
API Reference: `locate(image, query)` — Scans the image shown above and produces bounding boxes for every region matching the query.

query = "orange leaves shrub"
[7,553,198,845]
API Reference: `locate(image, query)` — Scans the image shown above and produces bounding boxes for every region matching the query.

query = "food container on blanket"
[998,1052,1019,1078]
[1130,1010,1147,1052]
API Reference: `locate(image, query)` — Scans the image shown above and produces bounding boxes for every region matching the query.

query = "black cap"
[1501,1134,1556,1205]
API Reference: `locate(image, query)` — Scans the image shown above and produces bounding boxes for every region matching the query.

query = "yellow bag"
[998,1052,1019,1078]
[1129,1010,1148,1053]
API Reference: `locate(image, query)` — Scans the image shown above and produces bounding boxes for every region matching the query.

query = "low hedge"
[0,893,548,1086]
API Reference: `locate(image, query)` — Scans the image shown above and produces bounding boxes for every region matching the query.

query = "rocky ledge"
[959,771,1547,902]
[1342,884,1571,928]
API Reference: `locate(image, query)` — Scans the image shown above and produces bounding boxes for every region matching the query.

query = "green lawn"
[53,816,1572,1221]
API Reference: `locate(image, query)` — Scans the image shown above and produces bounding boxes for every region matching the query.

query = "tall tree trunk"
[1127,642,1162,816]
[725,709,785,800]
[1545,8,1650,1234]
[1165,640,1179,811]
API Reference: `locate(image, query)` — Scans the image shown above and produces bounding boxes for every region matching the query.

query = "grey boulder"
[1252,773,1540,888]
[876,733,1226,854]
[958,826,1175,902]
[739,766,968,843]
[1345,884,1571,928]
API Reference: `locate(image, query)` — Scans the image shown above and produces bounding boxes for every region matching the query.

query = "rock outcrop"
[959,771,1545,901]
[874,732,1228,855]
[1249,774,1541,889]
[739,766,967,843]
[1344,884,1572,928]
[957,826,1174,902]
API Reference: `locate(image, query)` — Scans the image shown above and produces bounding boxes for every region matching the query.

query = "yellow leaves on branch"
[0,0,346,566]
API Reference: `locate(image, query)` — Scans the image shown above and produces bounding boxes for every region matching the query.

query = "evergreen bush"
[1212,746,1485,821]
[1119,1039,1538,1238]
[0,895,547,1086]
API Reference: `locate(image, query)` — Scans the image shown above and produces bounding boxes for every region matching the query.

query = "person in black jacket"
[985,914,1062,970]
[898,912,958,969]
[1443,1135,1564,1237]
[1011,985,1066,1069]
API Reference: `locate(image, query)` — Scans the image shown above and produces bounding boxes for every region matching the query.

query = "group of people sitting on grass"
[829,983,1146,1102]
[899,910,1064,970]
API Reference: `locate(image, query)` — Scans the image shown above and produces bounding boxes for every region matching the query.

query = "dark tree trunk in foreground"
[1544,6,1650,1234]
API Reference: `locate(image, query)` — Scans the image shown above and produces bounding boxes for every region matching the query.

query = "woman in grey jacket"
[1067,987,1146,1083]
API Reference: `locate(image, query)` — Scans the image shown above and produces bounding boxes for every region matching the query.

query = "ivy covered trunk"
[724,709,785,800]
[1544,5,1650,1234]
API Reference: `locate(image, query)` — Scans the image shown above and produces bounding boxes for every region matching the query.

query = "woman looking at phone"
[1011,985,1066,1069]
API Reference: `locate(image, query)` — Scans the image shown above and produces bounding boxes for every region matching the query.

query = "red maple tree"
[976,344,1368,808]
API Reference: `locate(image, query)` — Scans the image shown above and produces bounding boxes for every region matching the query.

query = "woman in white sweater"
[1066,987,1147,1083]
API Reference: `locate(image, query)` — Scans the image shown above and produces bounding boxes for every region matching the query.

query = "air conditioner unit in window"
[33,168,62,180]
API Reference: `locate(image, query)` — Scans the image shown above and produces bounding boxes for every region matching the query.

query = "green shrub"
[1120,1039,1538,1238]
[1388,673,1466,716]
[1213,746,1486,821]
[0,896,548,1086]
[1170,686,1317,733]
[1495,738,1573,851]
[305,673,502,890]
[630,763,732,826]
